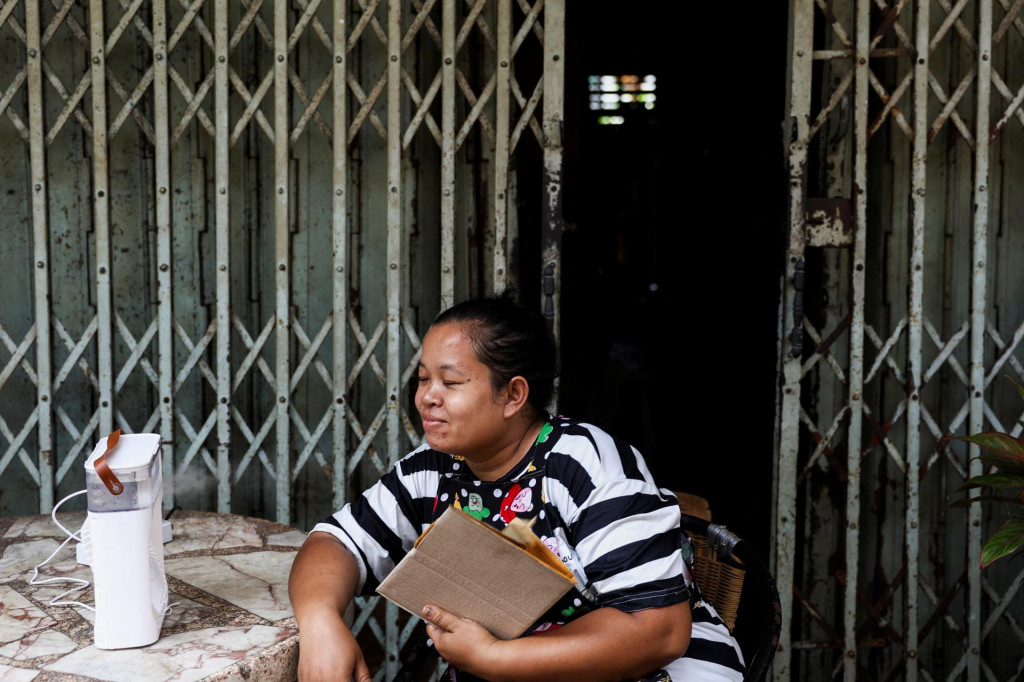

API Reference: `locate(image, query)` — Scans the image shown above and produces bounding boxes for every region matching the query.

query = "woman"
[288,292,745,681]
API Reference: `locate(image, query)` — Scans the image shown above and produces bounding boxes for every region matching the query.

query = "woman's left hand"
[422,604,502,673]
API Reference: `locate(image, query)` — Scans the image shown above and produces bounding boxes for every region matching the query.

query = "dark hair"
[432,289,558,415]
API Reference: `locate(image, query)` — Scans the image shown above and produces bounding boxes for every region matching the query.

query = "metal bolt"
[500,60,508,67]
[978,260,984,267]
[41,395,48,402]
[498,193,504,200]
[336,265,343,272]
[336,397,344,404]
[847,650,856,658]
[849,521,857,529]
[979,185,986,191]
[279,396,286,403]
[552,54,559,61]
[443,266,450,273]
[37,261,44,268]
[391,55,397,62]
[99,266,106,274]
[279,263,286,271]
[220,187,226,194]
[278,187,284,194]
[982,54,989,61]
[975,390,981,397]
[97,190,105,198]
[160,263,169,271]
[911,393,918,401]
[910,520,918,528]
[336,55,343,63]
[220,264,226,271]
[278,54,285,62]
[391,186,397,193]
[390,262,397,269]
[497,268,504,276]
[856,263,864,271]
[160,186,167,193]
[796,50,804,57]
[163,396,171,403]
[93,56,100,64]
[219,55,226,62]
[859,57,866,64]
[972,647,979,655]
[221,397,228,404]
[28,49,36,57]
[101,401,109,407]
[336,189,342,196]
[444,189,450,196]
[918,58,924,64]
[156,53,163,61]
[34,184,41,191]
[444,57,452,65]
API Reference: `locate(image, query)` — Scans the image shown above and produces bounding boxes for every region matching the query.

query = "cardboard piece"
[376,505,576,640]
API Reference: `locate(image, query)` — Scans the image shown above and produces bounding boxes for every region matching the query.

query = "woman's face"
[415,322,509,459]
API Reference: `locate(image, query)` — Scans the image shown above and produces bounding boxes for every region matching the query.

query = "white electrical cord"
[28,489,95,611]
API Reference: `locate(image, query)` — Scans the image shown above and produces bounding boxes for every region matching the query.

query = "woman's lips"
[421,417,445,430]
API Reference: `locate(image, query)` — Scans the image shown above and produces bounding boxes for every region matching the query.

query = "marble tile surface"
[165,552,294,622]
[0,587,55,644]
[0,511,303,681]
[43,625,296,682]
[0,663,38,681]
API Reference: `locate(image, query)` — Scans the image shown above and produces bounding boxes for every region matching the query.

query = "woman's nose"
[418,383,439,406]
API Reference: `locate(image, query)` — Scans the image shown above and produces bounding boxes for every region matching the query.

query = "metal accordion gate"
[779,0,1024,680]
[0,0,563,674]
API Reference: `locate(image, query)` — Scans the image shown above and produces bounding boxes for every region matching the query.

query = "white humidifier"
[82,432,168,649]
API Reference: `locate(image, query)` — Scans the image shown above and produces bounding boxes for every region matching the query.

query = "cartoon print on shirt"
[537,421,553,444]
[499,483,533,523]
[462,492,490,520]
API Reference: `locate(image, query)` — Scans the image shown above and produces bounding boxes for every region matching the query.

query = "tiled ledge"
[0,510,304,682]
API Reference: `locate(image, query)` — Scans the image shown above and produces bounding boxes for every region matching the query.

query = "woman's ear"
[503,376,530,417]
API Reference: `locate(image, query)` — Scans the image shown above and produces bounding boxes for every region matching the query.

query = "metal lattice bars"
[0,0,562,670]
[780,0,1024,680]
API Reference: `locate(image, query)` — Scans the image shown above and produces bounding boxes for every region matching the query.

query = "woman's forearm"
[426,601,692,682]
[289,532,372,682]
[289,531,360,620]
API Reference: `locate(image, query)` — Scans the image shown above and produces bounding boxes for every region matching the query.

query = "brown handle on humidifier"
[93,429,124,495]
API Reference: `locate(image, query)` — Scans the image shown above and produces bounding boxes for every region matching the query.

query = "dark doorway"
[556,2,789,560]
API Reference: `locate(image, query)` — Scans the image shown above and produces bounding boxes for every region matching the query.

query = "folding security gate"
[779,0,1024,680]
[0,0,562,673]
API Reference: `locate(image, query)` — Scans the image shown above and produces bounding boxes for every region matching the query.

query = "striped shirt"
[313,416,744,681]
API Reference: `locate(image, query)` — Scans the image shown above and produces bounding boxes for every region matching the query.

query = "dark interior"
[556,3,789,563]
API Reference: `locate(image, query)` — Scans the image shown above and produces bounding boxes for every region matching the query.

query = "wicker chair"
[675,492,783,682]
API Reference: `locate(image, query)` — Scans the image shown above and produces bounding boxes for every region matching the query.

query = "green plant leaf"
[955,473,1024,492]
[947,495,1024,509]
[977,452,1024,476]
[1006,375,1024,404]
[981,517,1024,568]
[956,432,1024,463]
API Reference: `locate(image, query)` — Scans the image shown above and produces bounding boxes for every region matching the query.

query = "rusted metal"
[25,0,52,512]
[805,197,854,247]
[215,0,231,513]
[965,3,992,681]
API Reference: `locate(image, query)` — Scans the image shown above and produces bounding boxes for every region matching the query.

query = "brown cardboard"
[375,505,576,640]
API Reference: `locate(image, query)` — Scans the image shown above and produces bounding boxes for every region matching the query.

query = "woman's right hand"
[296,610,371,682]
